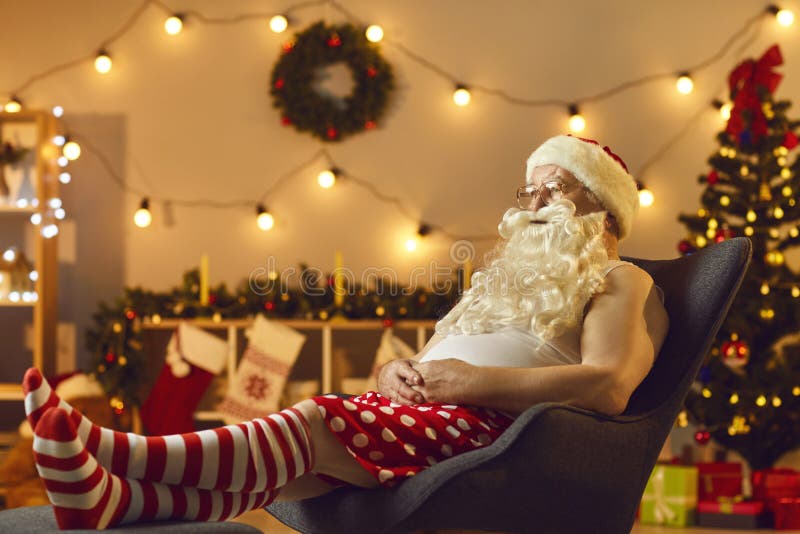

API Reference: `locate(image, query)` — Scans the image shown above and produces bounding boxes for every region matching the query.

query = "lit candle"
[200,254,209,305]
[334,250,344,308]
[463,259,472,290]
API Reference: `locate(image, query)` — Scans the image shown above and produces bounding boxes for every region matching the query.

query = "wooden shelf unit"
[0,110,60,399]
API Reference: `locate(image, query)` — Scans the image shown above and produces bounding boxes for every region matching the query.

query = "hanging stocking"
[217,315,305,423]
[140,322,227,435]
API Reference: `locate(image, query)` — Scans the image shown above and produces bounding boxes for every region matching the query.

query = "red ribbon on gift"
[725,44,783,144]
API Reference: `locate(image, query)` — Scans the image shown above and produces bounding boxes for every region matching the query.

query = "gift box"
[640,464,698,527]
[773,497,800,530]
[696,497,773,529]
[696,462,743,501]
[752,467,800,501]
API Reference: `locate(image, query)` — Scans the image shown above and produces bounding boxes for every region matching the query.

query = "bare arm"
[413,266,669,416]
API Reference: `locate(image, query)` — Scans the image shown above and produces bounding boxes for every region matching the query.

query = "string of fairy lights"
[0,1,797,254]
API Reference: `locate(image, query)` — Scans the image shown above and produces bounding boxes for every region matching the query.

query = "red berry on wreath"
[264,301,275,311]
[707,170,719,185]
[125,309,136,320]
[367,66,378,77]
[281,116,292,126]
[365,120,376,129]
[105,352,115,363]
[274,78,285,89]
[326,127,338,139]
[282,41,295,53]
[208,294,217,306]
[327,34,342,47]
[382,318,394,328]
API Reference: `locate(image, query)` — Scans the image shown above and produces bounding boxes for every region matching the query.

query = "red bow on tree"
[725,44,783,145]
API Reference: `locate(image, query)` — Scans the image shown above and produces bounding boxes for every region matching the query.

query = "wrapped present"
[697,496,773,529]
[696,462,743,501]
[752,467,800,501]
[773,497,800,530]
[640,464,698,527]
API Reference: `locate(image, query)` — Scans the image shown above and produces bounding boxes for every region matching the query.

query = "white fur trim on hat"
[525,135,639,240]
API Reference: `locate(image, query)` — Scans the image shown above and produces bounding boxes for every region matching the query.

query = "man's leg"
[34,407,280,529]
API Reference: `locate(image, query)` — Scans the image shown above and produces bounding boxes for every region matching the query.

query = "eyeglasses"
[516,180,571,209]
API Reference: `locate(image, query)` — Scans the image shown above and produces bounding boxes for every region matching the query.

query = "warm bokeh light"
[164,15,184,35]
[638,188,654,207]
[676,74,694,95]
[4,98,22,113]
[95,51,112,74]
[452,86,471,106]
[134,199,152,228]
[256,206,274,231]
[405,238,418,252]
[318,170,336,189]
[366,25,384,42]
[63,140,81,160]
[270,15,288,33]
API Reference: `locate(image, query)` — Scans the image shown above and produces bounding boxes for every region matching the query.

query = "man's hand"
[377,359,425,405]
[411,358,477,405]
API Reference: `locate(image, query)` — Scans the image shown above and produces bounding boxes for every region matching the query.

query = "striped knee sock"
[34,407,279,530]
[24,367,315,493]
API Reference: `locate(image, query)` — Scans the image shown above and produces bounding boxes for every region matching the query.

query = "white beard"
[435,200,610,341]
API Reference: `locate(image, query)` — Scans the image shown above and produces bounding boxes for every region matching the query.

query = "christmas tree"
[677,44,800,470]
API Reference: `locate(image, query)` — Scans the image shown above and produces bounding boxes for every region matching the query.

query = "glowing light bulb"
[729,393,739,404]
[4,97,22,113]
[405,238,418,252]
[365,25,384,42]
[318,170,336,189]
[720,195,730,206]
[783,185,792,197]
[790,227,799,238]
[59,172,71,184]
[760,282,770,295]
[770,228,780,238]
[792,286,800,298]
[30,213,42,225]
[164,15,183,35]
[567,104,585,132]
[63,140,81,160]
[3,248,16,262]
[48,198,62,209]
[740,165,749,176]
[134,199,152,228]
[57,156,68,167]
[256,205,274,231]
[706,228,716,239]
[452,85,471,107]
[696,235,707,247]
[95,51,112,74]
[29,270,38,282]
[52,105,64,118]
[776,7,795,26]
[269,15,288,33]
[53,135,66,146]
[774,206,785,219]
[638,188,654,207]
[756,394,767,407]
[720,102,732,120]
[781,168,792,178]
[676,73,694,94]
[708,218,718,229]
[54,208,66,220]
[9,292,20,302]
[42,224,59,238]
[746,209,757,222]
[773,396,782,407]
[702,387,712,398]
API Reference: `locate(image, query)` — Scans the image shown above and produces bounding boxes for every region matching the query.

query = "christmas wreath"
[269,21,395,142]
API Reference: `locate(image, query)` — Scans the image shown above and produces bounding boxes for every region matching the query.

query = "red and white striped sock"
[24,367,315,493]
[34,407,279,530]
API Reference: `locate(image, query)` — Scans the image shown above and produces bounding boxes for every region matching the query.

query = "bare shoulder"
[602,263,670,359]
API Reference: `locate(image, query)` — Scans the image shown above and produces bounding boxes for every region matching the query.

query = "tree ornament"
[678,239,695,254]
[707,170,719,185]
[760,180,773,201]
[382,318,394,328]
[694,429,711,445]
[269,21,395,142]
[783,131,798,149]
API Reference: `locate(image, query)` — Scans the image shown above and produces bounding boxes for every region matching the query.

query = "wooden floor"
[233,510,797,533]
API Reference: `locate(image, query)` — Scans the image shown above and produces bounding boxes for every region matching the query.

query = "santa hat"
[525,135,639,241]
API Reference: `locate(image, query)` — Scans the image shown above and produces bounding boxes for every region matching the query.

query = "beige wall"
[2,0,799,292]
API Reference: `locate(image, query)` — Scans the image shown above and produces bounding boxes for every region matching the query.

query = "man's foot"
[33,407,128,529]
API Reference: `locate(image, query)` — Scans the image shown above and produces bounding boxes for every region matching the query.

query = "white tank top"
[419,260,665,368]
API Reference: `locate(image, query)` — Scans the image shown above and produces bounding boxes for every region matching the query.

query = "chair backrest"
[621,237,752,422]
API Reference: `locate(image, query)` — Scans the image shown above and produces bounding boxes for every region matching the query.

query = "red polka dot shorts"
[312,391,516,488]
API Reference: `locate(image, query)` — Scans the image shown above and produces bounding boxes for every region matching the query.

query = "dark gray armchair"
[265,236,752,534]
